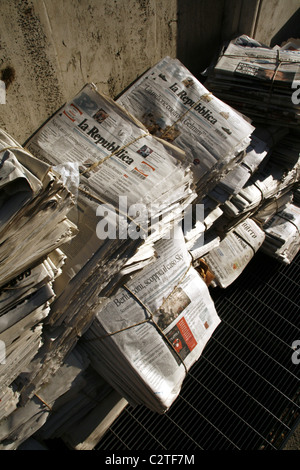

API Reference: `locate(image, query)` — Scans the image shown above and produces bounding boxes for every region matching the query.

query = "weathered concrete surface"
[1,0,299,144]
[0,0,178,143]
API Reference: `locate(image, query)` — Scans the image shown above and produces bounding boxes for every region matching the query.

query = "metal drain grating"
[95,251,300,451]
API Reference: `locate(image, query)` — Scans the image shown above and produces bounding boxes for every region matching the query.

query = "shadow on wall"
[176,1,300,81]
[176,0,226,80]
[271,7,300,46]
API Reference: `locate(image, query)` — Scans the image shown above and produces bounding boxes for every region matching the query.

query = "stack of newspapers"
[0,348,90,450]
[115,55,260,273]
[116,56,255,202]
[82,225,220,414]
[260,202,300,264]
[2,46,300,448]
[203,218,266,288]
[202,36,300,268]
[21,83,197,401]
[204,35,300,128]
[183,126,271,262]
[34,352,126,450]
[222,131,300,226]
[0,129,77,447]
[116,56,298,280]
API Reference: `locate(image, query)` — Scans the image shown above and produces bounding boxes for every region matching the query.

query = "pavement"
[283,424,300,450]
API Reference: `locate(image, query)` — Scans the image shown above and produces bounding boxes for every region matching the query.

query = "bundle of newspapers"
[0,348,90,450]
[259,202,300,264]
[0,129,78,446]
[204,35,300,128]
[201,36,300,268]
[34,350,127,450]
[115,55,299,276]
[21,83,197,401]
[203,218,266,288]
[82,225,220,414]
[0,129,77,286]
[222,131,300,225]
[116,56,255,203]
[2,47,299,448]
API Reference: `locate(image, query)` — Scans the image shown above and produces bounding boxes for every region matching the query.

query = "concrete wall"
[0,0,178,143]
[0,0,299,144]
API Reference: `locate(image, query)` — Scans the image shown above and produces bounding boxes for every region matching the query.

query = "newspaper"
[261,202,300,264]
[25,83,196,300]
[208,129,270,204]
[116,56,254,200]
[35,355,124,450]
[83,225,220,413]
[19,84,197,403]
[0,386,19,422]
[0,349,89,450]
[0,128,80,428]
[0,250,68,398]
[254,191,294,225]
[203,218,265,288]
[0,129,77,287]
[224,155,300,220]
[205,35,300,127]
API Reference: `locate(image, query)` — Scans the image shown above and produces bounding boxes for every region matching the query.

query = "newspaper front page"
[84,226,220,413]
[116,56,254,198]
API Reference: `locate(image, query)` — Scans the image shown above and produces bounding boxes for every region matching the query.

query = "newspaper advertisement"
[204,218,265,288]
[84,225,220,413]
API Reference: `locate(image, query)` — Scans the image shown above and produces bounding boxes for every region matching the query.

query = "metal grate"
[96,251,300,451]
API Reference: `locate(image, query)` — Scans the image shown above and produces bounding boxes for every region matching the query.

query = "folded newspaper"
[204,35,300,128]
[261,202,300,264]
[0,129,77,286]
[116,56,254,201]
[83,225,221,414]
[0,130,80,446]
[203,218,265,288]
[0,348,90,450]
[0,251,66,396]
[223,132,300,221]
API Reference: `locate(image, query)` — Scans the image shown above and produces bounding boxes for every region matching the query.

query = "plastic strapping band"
[122,284,188,374]
[79,131,150,176]
[253,181,265,204]
[34,393,52,411]
[0,146,24,154]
